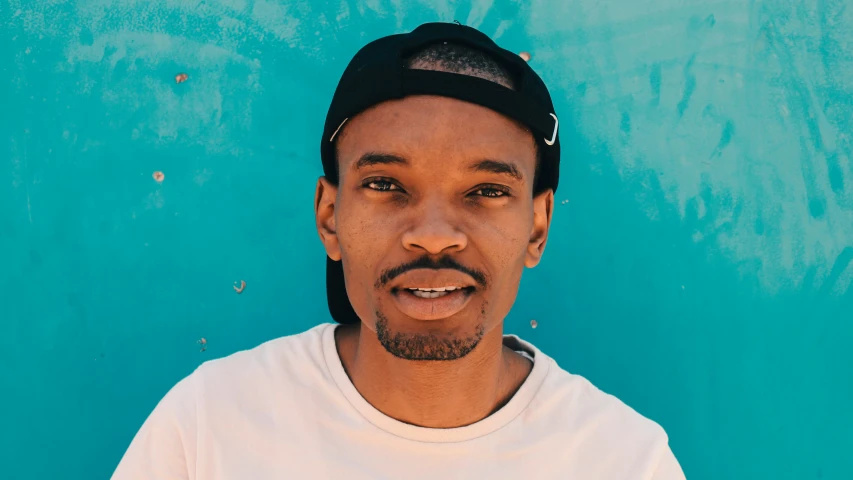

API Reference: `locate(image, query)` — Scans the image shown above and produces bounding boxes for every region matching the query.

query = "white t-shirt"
[112,323,685,479]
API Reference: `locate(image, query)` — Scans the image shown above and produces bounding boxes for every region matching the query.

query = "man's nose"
[400,199,468,256]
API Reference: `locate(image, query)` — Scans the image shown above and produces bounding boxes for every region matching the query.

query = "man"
[113,22,685,479]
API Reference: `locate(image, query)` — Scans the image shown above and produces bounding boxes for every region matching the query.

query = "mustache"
[376,256,487,289]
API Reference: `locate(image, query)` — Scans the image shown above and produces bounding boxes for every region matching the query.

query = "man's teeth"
[406,287,461,299]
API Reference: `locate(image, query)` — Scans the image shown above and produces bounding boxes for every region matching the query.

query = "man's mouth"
[390,286,476,320]
[384,267,481,320]
[404,286,473,299]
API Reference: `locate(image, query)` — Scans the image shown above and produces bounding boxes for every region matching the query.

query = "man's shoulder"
[192,323,333,392]
[533,357,670,456]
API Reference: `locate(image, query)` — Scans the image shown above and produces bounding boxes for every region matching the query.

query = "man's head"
[315,27,556,361]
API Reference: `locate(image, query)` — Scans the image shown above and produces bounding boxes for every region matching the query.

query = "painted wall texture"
[2,0,852,479]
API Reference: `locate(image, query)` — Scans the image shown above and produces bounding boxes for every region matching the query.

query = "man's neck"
[334,322,533,429]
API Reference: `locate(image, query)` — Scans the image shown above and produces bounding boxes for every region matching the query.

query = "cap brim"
[326,256,361,324]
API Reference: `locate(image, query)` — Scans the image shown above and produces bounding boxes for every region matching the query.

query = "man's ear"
[315,176,341,261]
[525,188,554,268]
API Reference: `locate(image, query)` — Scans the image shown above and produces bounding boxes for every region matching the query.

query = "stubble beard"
[374,310,486,361]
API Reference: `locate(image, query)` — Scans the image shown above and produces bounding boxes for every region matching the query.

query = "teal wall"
[2,1,852,478]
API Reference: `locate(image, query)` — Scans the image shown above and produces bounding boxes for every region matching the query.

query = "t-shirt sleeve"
[111,371,199,480]
[650,444,686,480]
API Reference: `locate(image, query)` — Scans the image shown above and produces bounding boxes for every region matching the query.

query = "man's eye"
[364,179,399,192]
[473,187,510,198]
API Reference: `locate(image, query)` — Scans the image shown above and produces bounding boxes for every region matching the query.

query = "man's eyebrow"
[469,159,524,182]
[353,154,524,182]
[353,152,409,171]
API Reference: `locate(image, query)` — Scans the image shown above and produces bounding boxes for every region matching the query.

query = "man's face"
[315,95,553,360]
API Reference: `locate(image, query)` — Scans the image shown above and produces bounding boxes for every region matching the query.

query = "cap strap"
[399,69,558,145]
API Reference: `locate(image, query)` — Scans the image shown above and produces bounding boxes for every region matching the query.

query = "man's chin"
[374,314,486,361]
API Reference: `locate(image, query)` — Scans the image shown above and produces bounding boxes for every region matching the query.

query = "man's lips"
[391,286,475,321]
[387,269,479,291]
[386,269,479,320]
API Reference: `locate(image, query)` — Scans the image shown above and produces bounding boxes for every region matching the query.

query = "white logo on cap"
[544,113,558,146]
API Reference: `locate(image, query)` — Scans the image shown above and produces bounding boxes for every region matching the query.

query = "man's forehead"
[339,97,535,152]
[333,96,538,187]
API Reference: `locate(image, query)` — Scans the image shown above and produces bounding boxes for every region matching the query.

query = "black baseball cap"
[320,21,561,324]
